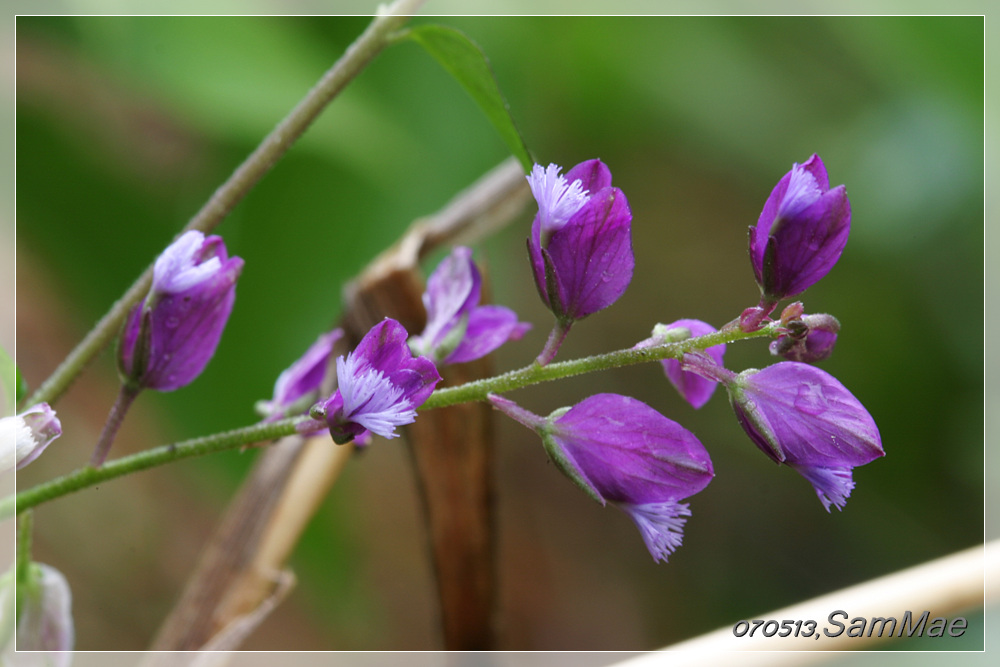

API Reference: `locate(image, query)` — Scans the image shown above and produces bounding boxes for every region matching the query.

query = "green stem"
[22,0,426,411]
[4,321,777,518]
[423,321,779,410]
[14,511,33,624]
[2,416,313,520]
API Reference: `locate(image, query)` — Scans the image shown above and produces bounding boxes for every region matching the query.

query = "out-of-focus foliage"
[15,16,983,650]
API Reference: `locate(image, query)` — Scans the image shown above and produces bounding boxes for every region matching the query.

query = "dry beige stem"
[609,539,997,667]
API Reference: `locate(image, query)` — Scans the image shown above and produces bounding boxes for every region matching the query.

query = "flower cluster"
[264,248,531,445]
[481,155,882,561]
[669,156,880,512]
[77,153,879,569]
[187,154,880,563]
[8,25,901,659]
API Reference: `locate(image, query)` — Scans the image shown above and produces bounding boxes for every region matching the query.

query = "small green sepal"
[538,421,605,507]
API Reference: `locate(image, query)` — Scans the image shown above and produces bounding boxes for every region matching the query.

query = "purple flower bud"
[409,247,530,365]
[258,329,343,421]
[1,563,74,664]
[779,301,805,321]
[320,319,441,444]
[770,313,840,363]
[726,362,883,511]
[1,403,61,473]
[749,154,851,309]
[739,306,771,332]
[527,160,634,322]
[118,230,244,392]
[490,393,714,563]
[638,320,726,409]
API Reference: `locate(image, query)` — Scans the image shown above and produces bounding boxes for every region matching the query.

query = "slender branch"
[22,0,426,410]
[3,417,310,519]
[423,321,779,410]
[4,321,777,519]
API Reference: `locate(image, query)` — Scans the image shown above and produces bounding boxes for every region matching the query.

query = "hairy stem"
[535,319,572,366]
[5,321,777,518]
[3,417,312,519]
[423,321,777,409]
[89,384,141,468]
[22,0,426,410]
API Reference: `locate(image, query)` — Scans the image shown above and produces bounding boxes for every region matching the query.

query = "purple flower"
[749,154,851,311]
[637,320,726,409]
[718,360,883,511]
[258,329,343,421]
[319,319,441,444]
[118,230,244,392]
[527,160,634,323]
[1,403,61,473]
[490,393,714,563]
[409,247,530,364]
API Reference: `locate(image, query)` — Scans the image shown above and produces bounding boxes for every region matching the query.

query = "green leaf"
[0,346,25,416]
[403,25,533,172]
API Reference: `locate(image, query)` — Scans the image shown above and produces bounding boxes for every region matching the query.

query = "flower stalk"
[88,384,140,468]
[535,319,572,366]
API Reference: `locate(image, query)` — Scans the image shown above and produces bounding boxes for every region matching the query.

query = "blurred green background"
[14,15,984,651]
